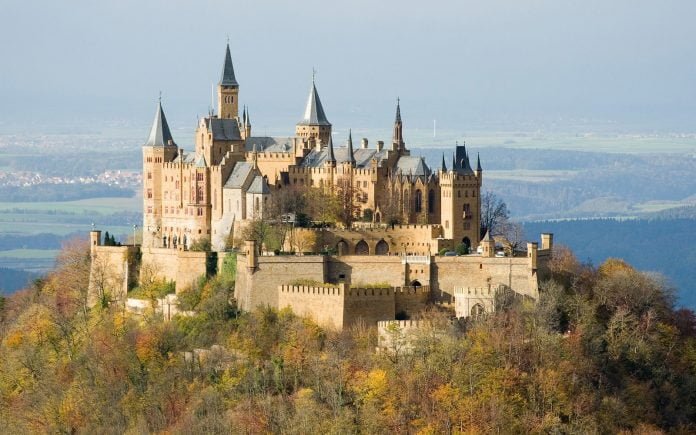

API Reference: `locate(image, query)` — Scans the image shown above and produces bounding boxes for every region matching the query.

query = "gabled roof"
[245,136,295,153]
[145,101,175,147]
[395,156,430,177]
[247,175,270,194]
[298,80,330,126]
[205,118,242,141]
[224,162,254,189]
[299,146,389,168]
[219,43,239,87]
[195,155,207,168]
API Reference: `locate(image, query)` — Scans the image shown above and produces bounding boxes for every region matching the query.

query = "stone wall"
[89,245,139,304]
[140,247,210,292]
[343,287,396,328]
[235,254,327,311]
[394,285,431,317]
[278,284,344,329]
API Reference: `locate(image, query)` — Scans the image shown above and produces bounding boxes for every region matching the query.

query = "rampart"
[140,247,213,292]
[89,244,140,304]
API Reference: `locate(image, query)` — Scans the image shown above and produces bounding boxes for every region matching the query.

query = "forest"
[1,240,695,433]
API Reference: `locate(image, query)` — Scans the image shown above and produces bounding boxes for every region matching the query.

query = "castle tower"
[142,99,178,248]
[439,143,482,250]
[218,43,239,119]
[243,106,252,138]
[481,230,495,257]
[392,98,406,153]
[295,75,331,145]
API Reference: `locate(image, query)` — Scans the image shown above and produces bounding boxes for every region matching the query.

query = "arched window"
[462,237,471,249]
[428,189,435,213]
[471,303,485,318]
[336,240,349,256]
[355,240,369,255]
[414,190,422,213]
[375,239,389,255]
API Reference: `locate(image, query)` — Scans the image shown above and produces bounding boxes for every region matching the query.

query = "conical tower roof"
[347,129,355,164]
[395,97,402,123]
[476,152,482,172]
[219,43,239,87]
[145,99,175,147]
[298,77,331,126]
[441,152,447,172]
[326,135,336,164]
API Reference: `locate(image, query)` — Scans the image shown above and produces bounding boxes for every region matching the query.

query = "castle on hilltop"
[89,43,554,330]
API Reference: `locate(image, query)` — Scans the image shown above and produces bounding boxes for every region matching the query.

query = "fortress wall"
[394,285,431,317]
[291,225,441,255]
[453,287,496,318]
[235,254,327,311]
[433,256,537,302]
[141,247,209,293]
[344,287,396,328]
[278,284,344,329]
[89,245,139,303]
[327,255,404,287]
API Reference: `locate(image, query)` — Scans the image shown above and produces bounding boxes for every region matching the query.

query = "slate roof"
[219,43,239,87]
[172,150,197,164]
[395,156,430,176]
[299,146,390,168]
[205,118,242,141]
[224,162,254,189]
[298,81,330,126]
[247,175,270,194]
[245,136,295,153]
[145,101,175,147]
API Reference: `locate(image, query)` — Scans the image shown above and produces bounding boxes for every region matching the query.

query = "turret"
[295,74,332,145]
[218,43,239,119]
[347,129,356,166]
[392,98,405,152]
[481,231,495,258]
[325,135,336,167]
[90,230,102,257]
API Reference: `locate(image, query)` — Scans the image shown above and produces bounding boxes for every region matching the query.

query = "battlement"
[453,286,494,296]
[280,284,342,296]
[377,319,426,329]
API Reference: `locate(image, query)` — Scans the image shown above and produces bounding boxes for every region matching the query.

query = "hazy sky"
[1,0,696,136]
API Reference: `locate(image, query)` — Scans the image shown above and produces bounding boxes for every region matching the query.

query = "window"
[428,189,435,213]
[197,173,203,181]
[415,190,422,213]
[147,189,152,199]
[147,172,152,180]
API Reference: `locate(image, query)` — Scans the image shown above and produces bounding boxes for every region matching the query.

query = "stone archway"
[410,280,422,287]
[375,239,389,255]
[355,240,369,255]
[471,303,485,318]
[336,240,349,256]
[462,237,471,249]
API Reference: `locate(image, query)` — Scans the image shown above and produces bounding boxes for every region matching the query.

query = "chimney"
[377,140,384,151]
[361,138,368,149]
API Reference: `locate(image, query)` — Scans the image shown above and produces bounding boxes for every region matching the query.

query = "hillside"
[523,218,696,309]
[1,242,695,433]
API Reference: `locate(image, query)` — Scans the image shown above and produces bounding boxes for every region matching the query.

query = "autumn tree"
[480,190,509,236]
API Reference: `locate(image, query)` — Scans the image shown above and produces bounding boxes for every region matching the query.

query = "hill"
[1,242,695,433]
[523,218,696,309]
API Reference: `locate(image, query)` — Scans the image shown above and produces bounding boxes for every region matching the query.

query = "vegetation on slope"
[0,242,695,433]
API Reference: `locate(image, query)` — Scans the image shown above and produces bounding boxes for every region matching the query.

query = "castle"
[89,43,553,330]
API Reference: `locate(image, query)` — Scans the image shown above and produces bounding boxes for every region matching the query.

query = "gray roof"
[172,150,196,164]
[300,145,389,168]
[395,156,430,176]
[145,101,175,147]
[245,136,294,153]
[224,162,254,189]
[195,155,207,168]
[248,175,270,194]
[298,81,330,126]
[219,44,239,87]
[205,118,242,141]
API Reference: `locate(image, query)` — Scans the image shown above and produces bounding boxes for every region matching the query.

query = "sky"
[1,0,696,137]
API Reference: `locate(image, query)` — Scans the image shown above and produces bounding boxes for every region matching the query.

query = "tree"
[294,230,317,254]
[480,191,509,236]
[499,221,526,254]
[335,176,362,228]
[239,219,282,253]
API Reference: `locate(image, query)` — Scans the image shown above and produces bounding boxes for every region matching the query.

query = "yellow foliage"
[599,258,635,277]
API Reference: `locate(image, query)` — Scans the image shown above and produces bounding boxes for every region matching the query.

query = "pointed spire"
[145,98,175,147]
[482,230,492,241]
[219,43,239,87]
[395,97,402,123]
[347,129,355,165]
[242,106,247,125]
[245,106,251,127]
[298,75,330,126]
[451,152,457,171]
[476,152,482,172]
[325,135,336,164]
[441,152,447,172]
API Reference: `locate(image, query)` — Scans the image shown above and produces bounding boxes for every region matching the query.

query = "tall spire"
[441,152,447,172]
[298,75,330,126]
[451,152,457,171]
[325,134,336,165]
[392,98,404,149]
[395,97,402,123]
[476,152,482,172]
[347,129,355,165]
[245,106,251,127]
[242,106,247,125]
[219,43,239,87]
[145,98,175,147]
